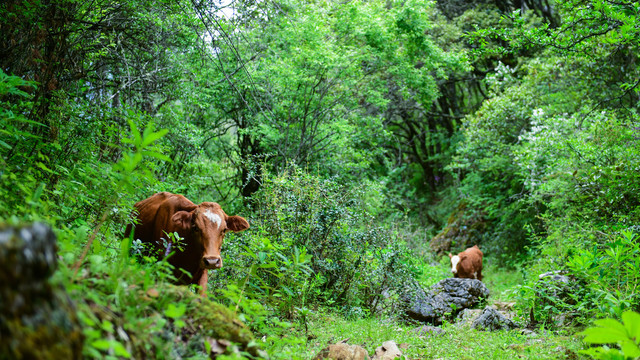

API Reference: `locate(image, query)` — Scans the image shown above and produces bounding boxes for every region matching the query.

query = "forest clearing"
[1,0,639,359]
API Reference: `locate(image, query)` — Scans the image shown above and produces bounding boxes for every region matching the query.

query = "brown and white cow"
[125,192,249,294]
[448,245,483,281]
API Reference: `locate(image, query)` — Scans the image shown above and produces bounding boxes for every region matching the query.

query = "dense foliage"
[1,0,639,358]
[212,169,415,319]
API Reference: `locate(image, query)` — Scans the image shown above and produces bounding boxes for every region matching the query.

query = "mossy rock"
[75,277,266,358]
[0,223,84,360]
[429,203,487,254]
[157,285,262,357]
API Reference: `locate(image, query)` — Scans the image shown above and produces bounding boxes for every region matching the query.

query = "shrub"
[515,230,640,328]
[211,167,414,323]
[567,230,640,319]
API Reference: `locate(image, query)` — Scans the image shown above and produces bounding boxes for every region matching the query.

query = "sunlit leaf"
[580,326,627,344]
[622,311,640,341]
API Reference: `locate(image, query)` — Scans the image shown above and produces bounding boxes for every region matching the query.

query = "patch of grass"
[482,262,524,302]
[414,255,451,289]
[263,261,581,359]
[265,309,585,359]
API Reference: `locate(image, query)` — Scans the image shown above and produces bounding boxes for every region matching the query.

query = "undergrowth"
[265,308,584,359]
[55,245,262,359]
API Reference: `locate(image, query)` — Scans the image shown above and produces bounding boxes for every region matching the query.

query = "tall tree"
[196,0,465,201]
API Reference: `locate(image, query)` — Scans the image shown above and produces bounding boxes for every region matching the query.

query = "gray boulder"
[456,308,484,326]
[432,278,490,310]
[402,278,489,324]
[538,270,570,282]
[471,306,517,331]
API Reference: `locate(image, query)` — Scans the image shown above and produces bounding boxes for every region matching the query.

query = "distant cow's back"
[449,245,483,281]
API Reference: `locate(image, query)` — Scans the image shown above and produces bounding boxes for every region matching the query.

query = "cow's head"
[448,253,461,276]
[171,202,249,270]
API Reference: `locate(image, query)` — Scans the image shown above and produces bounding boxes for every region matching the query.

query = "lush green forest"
[1,0,639,358]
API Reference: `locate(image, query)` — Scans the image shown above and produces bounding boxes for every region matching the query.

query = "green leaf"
[579,346,626,360]
[622,311,640,341]
[127,119,143,147]
[164,303,187,319]
[112,341,131,358]
[258,263,277,270]
[580,326,628,344]
[141,128,168,148]
[620,339,640,358]
[35,162,53,173]
[101,320,114,333]
[78,311,96,327]
[120,237,131,261]
[141,150,171,162]
[594,318,629,335]
[91,339,131,358]
[92,237,103,253]
[90,339,111,350]
[31,182,45,202]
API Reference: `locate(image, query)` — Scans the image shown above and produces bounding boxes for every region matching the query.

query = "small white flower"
[532,108,544,117]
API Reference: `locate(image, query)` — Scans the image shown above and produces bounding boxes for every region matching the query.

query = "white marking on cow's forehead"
[203,210,222,229]
[450,255,460,273]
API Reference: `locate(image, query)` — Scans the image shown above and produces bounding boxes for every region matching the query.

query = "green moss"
[0,223,84,360]
[3,318,83,360]
[430,203,487,254]
[74,281,263,359]
[164,285,255,347]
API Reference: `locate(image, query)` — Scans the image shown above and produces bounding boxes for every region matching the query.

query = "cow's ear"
[459,253,468,261]
[172,211,194,230]
[226,215,249,232]
[448,253,453,259]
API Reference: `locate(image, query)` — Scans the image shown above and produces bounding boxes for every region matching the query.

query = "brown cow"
[448,245,483,281]
[125,192,249,294]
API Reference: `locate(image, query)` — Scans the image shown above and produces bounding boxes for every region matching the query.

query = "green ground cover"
[265,263,584,359]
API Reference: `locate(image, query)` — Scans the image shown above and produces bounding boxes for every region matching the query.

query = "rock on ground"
[373,340,402,360]
[456,308,484,326]
[432,278,490,310]
[471,306,517,331]
[0,223,84,360]
[402,278,489,324]
[313,341,370,360]
[531,270,580,327]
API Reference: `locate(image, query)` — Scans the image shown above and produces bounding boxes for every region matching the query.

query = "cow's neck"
[168,236,204,285]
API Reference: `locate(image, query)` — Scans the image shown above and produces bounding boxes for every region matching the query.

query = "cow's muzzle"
[202,256,222,269]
